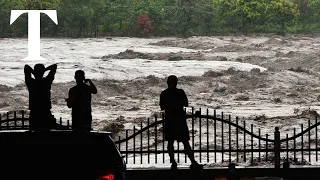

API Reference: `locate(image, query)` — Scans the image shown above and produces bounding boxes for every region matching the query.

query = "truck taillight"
[97,170,115,180]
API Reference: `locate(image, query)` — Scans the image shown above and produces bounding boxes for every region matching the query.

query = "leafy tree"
[0,0,24,37]
[135,13,152,36]
[305,0,320,32]
[215,0,270,35]
[0,0,315,37]
[267,0,298,35]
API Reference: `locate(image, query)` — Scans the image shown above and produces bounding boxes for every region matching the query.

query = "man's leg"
[182,141,197,164]
[182,141,203,169]
[167,140,177,168]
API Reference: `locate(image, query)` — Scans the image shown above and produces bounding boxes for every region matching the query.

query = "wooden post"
[274,127,280,169]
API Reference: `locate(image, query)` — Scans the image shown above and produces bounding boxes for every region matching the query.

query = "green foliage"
[214,0,297,35]
[21,0,59,10]
[267,0,298,34]
[0,0,317,37]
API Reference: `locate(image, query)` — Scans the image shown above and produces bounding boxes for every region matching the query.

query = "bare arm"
[85,79,97,94]
[24,65,34,84]
[45,64,57,81]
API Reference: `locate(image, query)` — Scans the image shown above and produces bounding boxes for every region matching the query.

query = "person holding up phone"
[65,70,97,132]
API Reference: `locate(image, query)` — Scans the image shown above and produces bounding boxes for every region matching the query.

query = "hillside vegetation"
[1,0,320,37]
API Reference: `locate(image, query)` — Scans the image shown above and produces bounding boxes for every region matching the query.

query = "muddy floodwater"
[0,36,320,136]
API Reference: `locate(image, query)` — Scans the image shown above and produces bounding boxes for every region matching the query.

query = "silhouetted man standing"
[24,63,57,131]
[66,70,97,132]
[160,75,202,170]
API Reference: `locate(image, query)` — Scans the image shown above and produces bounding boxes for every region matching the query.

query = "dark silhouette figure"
[66,70,97,132]
[24,63,57,131]
[160,75,202,170]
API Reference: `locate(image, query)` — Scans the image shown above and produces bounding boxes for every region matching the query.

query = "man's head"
[75,70,85,85]
[34,64,45,79]
[167,75,178,88]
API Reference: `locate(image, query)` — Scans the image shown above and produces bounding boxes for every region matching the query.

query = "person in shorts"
[160,75,202,170]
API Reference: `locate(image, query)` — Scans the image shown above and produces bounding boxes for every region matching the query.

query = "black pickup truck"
[0,130,126,180]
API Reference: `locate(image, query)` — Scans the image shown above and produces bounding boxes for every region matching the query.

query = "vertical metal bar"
[67,120,70,128]
[21,110,24,128]
[228,114,231,163]
[185,150,187,163]
[163,113,165,163]
[119,136,121,152]
[0,113,2,129]
[214,110,217,163]
[308,119,311,163]
[236,117,239,163]
[294,128,296,161]
[192,107,195,151]
[140,122,143,164]
[221,112,224,162]
[184,108,187,163]
[286,134,289,160]
[177,141,180,163]
[243,120,246,162]
[207,109,209,163]
[7,112,9,129]
[316,116,318,162]
[155,115,158,164]
[301,124,303,162]
[258,129,261,162]
[266,134,268,162]
[274,127,280,169]
[251,124,253,165]
[60,117,62,125]
[133,126,136,164]
[199,108,202,163]
[126,130,128,163]
[14,111,17,128]
[147,118,150,164]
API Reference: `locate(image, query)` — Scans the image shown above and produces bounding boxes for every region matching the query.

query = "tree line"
[0,0,319,38]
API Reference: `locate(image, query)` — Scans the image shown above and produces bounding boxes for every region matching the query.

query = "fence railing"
[0,110,71,130]
[112,108,320,168]
[1,108,320,168]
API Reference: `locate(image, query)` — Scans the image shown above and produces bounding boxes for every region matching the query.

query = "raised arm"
[85,79,97,94]
[24,65,34,84]
[45,64,57,81]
